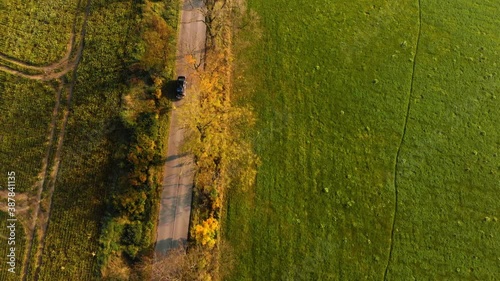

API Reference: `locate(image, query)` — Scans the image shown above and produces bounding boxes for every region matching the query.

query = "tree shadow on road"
[166,152,189,162]
[155,238,187,255]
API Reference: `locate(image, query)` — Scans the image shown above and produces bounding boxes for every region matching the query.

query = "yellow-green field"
[1,0,177,279]
[0,211,26,281]
[0,0,84,65]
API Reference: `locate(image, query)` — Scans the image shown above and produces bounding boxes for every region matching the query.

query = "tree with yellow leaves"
[194,217,219,249]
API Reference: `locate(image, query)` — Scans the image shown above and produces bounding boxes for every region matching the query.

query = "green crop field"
[1,0,134,277]
[2,0,178,278]
[0,0,84,65]
[224,0,500,280]
[0,74,56,192]
[35,1,136,279]
[0,211,26,281]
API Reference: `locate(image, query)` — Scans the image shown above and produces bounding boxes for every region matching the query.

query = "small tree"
[193,217,219,248]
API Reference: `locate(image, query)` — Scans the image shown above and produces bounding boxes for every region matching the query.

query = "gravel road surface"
[155,0,206,254]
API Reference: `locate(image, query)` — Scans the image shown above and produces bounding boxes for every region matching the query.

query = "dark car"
[176,76,187,99]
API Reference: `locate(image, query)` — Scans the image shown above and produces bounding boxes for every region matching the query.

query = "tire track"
[19,1,91,279]
[32,83,73,281]
[383,0,422,279]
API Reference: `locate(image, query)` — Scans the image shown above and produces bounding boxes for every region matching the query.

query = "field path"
[154,0,206,255]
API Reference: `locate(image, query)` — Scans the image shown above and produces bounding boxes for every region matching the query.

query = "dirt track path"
[154,0,206,255]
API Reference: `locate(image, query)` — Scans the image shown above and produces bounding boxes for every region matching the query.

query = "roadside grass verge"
[0,0,84,65]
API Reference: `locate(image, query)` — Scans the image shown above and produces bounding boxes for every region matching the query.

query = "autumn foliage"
[194,217,219,248]
[182,48,259,221]
[140,13,174,74]
[178,2,259,278]
[129,0,257,279]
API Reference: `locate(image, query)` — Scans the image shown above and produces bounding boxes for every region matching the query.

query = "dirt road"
[155,0,206,254]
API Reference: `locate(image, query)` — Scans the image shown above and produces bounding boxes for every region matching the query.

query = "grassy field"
[224,0,499,280]
[0,0,84,65]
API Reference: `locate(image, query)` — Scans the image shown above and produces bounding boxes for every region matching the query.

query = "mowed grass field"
[0,0,83,65]
[224,0,499,280]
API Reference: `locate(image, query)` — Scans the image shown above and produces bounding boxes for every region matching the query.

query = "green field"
[224,0,500,280]
[0,0,84,65]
